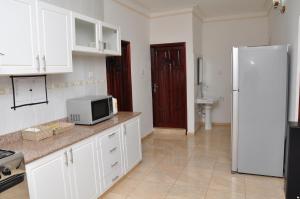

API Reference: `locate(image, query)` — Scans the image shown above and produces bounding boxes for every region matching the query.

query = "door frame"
[106,40,133,112]
[150,42,187,130]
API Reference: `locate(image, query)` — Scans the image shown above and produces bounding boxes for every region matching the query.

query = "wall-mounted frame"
[10,75,49,110]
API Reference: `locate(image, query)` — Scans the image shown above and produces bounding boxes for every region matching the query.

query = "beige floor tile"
[108,178,140,196]
[165,184,207,199]
[205,188,245,199]
[245,175,284,199]
[127,181,172,199]
[209,171,245,194]
[100,192,127,199]
[175,167,213,188]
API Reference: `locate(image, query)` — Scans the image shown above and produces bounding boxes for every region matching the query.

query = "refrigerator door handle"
[231,91,239,172]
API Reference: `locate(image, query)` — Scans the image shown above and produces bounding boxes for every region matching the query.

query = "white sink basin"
[196,97,218,130]
[196,98,216,105]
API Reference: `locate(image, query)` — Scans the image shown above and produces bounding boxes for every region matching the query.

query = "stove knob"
[2,168,11,176]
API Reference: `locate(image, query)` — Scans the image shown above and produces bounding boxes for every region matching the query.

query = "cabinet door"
[38,2,72,74]
[72,13,100,53]
[101,22,121,56]
[70,139,99,199]
[0,0,39,75]
[27,151,71,199]
[123,118,142,172]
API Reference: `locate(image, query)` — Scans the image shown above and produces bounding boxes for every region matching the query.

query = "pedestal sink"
[196,97,217,130]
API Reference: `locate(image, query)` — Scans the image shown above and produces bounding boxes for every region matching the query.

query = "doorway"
[150,42,187,129]
[106,40,133,112]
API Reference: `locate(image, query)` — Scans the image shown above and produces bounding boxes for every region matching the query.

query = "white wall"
[0,55,107,136]
[269,0,300,122]
[193,13,203,130]
[150,13,196,133]
[40,0,104,20]
[104,0,153,137]
[202,17,269,123]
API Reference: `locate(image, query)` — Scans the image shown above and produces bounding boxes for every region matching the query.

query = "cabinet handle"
[64,151,68,167]
[36,55,40,71]
[70,148,74,164]
[111,161,119,168]
[42,55,46,71]
[108,132,116,138]
[110,147,117,153]
[112,175,119,182]
[0,53,4,56]
[124,126,127,135]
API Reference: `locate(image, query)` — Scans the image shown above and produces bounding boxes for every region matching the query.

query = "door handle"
[153,83,159,93]
[64,151,68,167]
[36,55,40,71]
[70,148,74,164]
[42,55,46,71]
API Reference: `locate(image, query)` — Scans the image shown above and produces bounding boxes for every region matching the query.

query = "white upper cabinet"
[37,2,72,74]
[100,22,121,56]
[71,13,100,53]
[0,0,39,75]
[72,12,121,56]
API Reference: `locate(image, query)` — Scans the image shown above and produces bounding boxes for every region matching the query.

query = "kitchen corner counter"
[0,112,141,164]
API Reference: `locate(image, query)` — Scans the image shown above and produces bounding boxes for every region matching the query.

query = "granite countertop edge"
[0,112,141,164]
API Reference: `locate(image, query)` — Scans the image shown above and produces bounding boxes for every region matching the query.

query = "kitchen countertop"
[0,112,141,164]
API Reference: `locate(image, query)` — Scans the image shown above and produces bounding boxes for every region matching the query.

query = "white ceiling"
[133,0,270,18]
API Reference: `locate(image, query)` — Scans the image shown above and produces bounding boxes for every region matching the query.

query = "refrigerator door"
[231,47,239,172]
[237,45,288,177]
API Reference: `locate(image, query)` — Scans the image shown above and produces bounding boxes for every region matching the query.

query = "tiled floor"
[101,126,285,199]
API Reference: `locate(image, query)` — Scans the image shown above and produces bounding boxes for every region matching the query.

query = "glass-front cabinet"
[72,13,99,53]
[72,12,121,56]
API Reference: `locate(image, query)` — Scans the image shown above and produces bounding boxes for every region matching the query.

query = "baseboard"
[142,131,153,140]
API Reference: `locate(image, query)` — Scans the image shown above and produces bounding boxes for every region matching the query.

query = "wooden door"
[151,43,187,129]
[0,0,39,75]
[38,2,72,74]
[70,139,99,199]
[106,41,133,111]
[27,152,71,199]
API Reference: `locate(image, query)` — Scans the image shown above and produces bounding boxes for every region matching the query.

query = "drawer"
[101,129,121,150]
[102,145,122,175]
[103,163,122,190]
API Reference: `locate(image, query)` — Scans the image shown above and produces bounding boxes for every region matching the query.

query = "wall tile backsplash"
[0,54,107,136]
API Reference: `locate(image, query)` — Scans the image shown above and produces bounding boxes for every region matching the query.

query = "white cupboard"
[27,138,98,199]
[69,139,99,199]
[26,150,71,199]
[123,118,142,173]
[37,2,72,74]
[0,0,39,75]
[27,116,142,199]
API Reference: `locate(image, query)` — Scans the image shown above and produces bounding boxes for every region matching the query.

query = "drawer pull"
[112,175,119,182]
[111,161,119,168]
[108,132,116,138]
[110,147,117,153]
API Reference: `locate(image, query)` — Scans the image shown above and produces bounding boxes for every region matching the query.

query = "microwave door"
[92,99,110,123]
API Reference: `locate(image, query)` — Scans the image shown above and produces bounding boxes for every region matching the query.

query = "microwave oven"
[67,95,114,125]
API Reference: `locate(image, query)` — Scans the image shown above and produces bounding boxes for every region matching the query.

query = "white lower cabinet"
[26,116,141,199]
[123,118,142,173]
[26,150,71,199]
[69,139,99,199]
[27,138,98,199]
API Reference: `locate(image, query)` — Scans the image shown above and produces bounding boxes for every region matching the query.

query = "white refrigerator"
[231,45,288,177]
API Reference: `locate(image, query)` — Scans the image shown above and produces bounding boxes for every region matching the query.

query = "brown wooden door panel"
[151,43,187,129]
[106,41,133,112]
